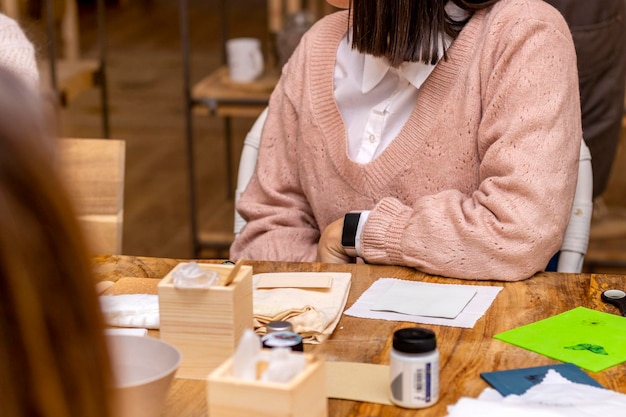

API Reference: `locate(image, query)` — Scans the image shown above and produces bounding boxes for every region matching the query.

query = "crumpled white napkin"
[99,294,159,329]
[446,369,626,417]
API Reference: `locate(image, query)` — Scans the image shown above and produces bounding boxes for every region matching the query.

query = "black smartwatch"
[341,212,361,258]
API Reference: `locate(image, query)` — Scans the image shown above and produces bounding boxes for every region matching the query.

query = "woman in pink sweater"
[230,0,582,281]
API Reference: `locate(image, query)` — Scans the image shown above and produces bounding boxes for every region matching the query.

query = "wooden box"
[207,352,327,417]
[157,262,253,379]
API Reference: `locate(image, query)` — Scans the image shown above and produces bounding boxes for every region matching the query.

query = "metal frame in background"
[179,0,271,257]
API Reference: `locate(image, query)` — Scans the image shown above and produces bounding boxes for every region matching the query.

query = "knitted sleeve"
[229,27,321,262]
[0,13,38,90]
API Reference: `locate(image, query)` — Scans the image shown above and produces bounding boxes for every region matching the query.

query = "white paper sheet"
[371,280,477,319]
[344,278,502,328]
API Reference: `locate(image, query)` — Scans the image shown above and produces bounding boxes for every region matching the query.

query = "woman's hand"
[317,217,353,263]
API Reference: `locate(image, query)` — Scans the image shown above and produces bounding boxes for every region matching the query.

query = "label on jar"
[390,356,439,408]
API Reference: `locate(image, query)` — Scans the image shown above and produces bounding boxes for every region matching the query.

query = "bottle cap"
[261,331,304,352]
[266,320,293,334]
[393,327,436,353]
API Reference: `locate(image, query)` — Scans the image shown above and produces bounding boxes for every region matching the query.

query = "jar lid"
[266,320,293,334]
[393,327,436,353]
[261,331,304,352]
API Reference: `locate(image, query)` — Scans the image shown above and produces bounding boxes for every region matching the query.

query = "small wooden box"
[207,353,327,417]
[157,262,253,380]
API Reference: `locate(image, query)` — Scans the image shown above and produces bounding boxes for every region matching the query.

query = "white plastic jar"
[389,327,439,408]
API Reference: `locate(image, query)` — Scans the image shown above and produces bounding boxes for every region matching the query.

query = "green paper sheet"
[494,307,626,372]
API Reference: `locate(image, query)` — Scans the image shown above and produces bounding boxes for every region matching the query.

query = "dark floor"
[18,0,626,271]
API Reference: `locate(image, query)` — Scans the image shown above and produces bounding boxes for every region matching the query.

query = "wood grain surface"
[93,256,626,416]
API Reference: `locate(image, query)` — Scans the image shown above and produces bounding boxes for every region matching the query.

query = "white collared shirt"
[333,2,467,256]
[333,2,466,164]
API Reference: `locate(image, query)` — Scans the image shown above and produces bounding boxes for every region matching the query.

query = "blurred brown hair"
[0,68,113,417]
[351,0,500,66]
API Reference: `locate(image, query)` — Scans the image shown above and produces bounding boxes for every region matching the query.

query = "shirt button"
[369,134,376,143]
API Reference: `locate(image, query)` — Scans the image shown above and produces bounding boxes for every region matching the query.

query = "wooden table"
[93,255,626,416]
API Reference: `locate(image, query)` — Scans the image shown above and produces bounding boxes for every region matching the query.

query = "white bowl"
[107,335,181,417]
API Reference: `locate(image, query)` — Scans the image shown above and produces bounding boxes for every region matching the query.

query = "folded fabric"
[253,272,352,344]
[98,272,352,343]
[446,369,626,417]
[99,294,159,329]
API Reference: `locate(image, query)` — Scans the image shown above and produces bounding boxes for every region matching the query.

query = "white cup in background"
[226,37,264,83]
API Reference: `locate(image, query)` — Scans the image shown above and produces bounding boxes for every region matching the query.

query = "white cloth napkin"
[104,327,148,337]
[99,294,159,329]
[446,369,626,417]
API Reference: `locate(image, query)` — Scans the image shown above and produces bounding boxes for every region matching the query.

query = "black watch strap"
[342,212,361,257]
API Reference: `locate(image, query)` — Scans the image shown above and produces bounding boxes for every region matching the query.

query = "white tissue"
[172,262,218,288]
[230,328,307,384]
[232,329,262,380]
[446,370,626,417]
[259,348,307,383]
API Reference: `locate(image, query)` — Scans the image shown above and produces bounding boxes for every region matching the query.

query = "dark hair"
[351,0,501,66]
[0,68,113,417]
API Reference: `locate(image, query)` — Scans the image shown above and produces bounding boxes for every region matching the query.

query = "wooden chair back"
[58,138,126,255]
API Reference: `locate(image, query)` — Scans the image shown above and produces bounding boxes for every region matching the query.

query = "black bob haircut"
[350,0,501,67]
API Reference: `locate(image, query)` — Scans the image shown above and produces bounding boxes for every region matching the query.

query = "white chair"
[234,109,593,273]
[234,107,268,237]
[557,140,593,272]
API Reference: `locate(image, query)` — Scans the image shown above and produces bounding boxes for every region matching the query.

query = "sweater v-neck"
[308,10,482,196]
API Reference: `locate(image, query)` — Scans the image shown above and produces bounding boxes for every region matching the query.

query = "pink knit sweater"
[230,0,582,281]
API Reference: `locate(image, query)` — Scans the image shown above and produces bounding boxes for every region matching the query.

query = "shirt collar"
[362,54,390,93]
[361,45,446,94]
